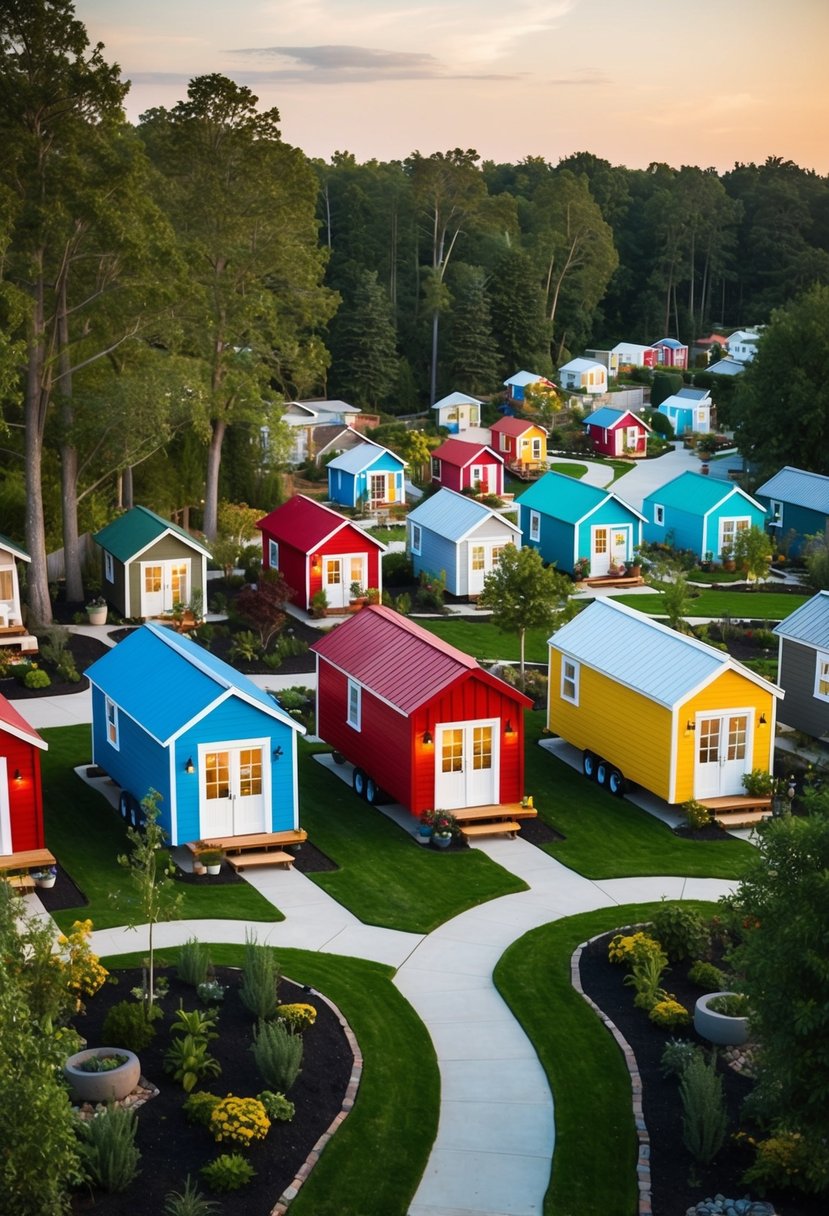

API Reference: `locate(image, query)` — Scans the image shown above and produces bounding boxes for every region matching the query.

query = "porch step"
[583,575,644,588]
[460,820,521,840]
[227,850,294,871]
[698,794,773,830]
[713,810,772,829]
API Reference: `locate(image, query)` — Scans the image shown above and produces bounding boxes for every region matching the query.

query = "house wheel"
[118,790,132,821]
[352,767,367,799]
[582,751,598,780]
[128,794,143,827]
[608,768,626,797]
[596,759,610,787]
[366,776,380,804]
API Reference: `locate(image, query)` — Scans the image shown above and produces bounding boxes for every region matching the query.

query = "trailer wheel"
[596,759,610,787]
[352,767,367,799]
[582,751,598,780]
[118,790,131,822]
[366,776,381,804]
[608,767,626,797]
[129,794,143,827]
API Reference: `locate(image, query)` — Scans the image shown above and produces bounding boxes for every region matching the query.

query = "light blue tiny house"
[85,623,303,845]
[517,471,643,577]
[755,466,829,558]
[642,471,766,561]
[657,387,712,436]
[326,441,407,510]
[407,488,520,597]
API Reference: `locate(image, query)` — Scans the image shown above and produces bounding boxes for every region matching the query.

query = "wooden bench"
[0,847,57,874]
[186,830,307,857]
[460,820,521,840]
[227,851,294,872]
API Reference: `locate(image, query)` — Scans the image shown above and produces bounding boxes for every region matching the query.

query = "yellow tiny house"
[548,599,782,804]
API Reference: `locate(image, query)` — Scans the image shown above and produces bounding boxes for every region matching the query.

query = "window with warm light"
[472,726,492,770]
[815,652,829,701]
[471,545,485,572]
[442,729,463,773]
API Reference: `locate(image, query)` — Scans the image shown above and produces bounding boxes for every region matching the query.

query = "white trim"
[411,523,422,556]
[0,757,12,855]
[561,657,580,705]
[105,697,120,750]
[529,510,541,542]
[654,504,665,526]
[347,679,362,730]
[196,735,271,838]
[123,526,212,563]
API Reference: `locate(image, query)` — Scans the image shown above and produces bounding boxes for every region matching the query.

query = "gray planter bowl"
[693,991,749,1046]
[64,1047,141,1104]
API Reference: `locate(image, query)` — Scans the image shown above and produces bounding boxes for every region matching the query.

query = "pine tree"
[331,270,399,407]
[445,264,500,396]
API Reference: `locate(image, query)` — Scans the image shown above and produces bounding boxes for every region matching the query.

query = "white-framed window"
[531,437,542,459]
[491,545,506,565]
[654,504,665,526]
[471,465,483,486]
[105,697,119,749]
[561,658,580,705]
[431,457,441,479]
[815,651,829,702]
[500,433,509,452]
[268,539,279,569]
[529,510,541,542]
[769,499,783,527]
[104,552,114,583]
[720,517,750,551]
[471,545,485,572]
[411,523,422,555]
[347,679,361,730]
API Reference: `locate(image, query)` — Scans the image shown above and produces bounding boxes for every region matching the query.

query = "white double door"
[323,554,366,610]
[693,713,751,798]
[435,720,498,810]
[468,542,506,596]
[141,559,190,617]
[199,742,267,837]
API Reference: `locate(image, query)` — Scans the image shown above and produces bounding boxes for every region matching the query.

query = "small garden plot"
[0,629,108,698]
[610,589,810,621]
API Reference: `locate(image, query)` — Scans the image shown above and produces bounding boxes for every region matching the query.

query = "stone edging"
[270,986,363,1215]
[570,926,652,1216]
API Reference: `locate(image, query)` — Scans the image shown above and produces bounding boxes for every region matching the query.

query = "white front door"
[694,713,751,798]
[468,543,506,595]
[140,559,190,617]
[590,526,630,576]
[0,757,12,855]
[199,743,267,838]
[435,720,498,810]
[323,554,366,609]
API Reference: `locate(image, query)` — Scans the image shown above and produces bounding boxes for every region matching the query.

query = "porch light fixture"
[686,720,696,732]
[759,713,767,726]
[504,719,514,736]
[422,729,433,746]
[312,552,321,569]
[184,757,194,774]
[273,745,283,760]
[13,768,21,781]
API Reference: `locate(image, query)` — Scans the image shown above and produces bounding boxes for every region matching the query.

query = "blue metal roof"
[326,441,403,474]
[644,471,761,514]
[85,623,301,744]
[408,488,519,543]
[550,599,780,707]
[655,337,684,348]
[773,591,829,647]
[755,467,829,515]
[586,407,627,429]
[675,387,710,402]
[517,471,643,525]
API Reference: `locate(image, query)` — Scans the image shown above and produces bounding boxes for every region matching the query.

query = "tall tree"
[488,249,550,375]
[329,269,398,406]
[444,262,500,395]
[478,545,572,687]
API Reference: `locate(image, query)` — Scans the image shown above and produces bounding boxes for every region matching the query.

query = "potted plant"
[573,556,590,582]
[64,1046,142,1103]
[349,581,367,607]
[430,810,458,849]
[30,864,57,889]
[693,990,750,1046]
[700,550,713,572]
[417,809,436,843]
[196,847,223,875]
[86,596,108,625]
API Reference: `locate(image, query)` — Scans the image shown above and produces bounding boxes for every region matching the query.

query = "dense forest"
[2,2,829,624]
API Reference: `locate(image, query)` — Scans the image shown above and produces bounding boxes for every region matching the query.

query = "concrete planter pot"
[86,606,108,626]
[693,991,750,1046]
[64,1047,141,1103]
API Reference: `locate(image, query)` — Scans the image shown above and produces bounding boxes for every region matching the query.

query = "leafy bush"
[239,934,280,1020]
[681,799,713,830]
[707,992,749,1017]
[177,939,212,988]
[650,901,710,962]
[623,948,669,1011]
[679,1052,728,1165]
[200,1154,255,1193]
[102,1000,162,1052]
[742,1128,829,1195]
[660,1037,704,1078]
[649,996,690,1028]
[170,1006,219,1042]
[57,659,81,682]
[227,630,261,663]
[78,1052,128,1073]
[24,667,51,689]
[209,1095,270,1146]
[163,1034,221,1093]
[257,1090,295,1122]
[310,589,328,618]
[182,1091,221,1128]
[250,1018,303,1092]
[76,1105,141,1193]
[607,931,664,966]
[275,1002,317,1033]
[415,569,445,611]
[742,768,774,797]
[38,627,71,666]
[164,1174,220,1215]
[382,551,412,585]
[688,960,727,990]
[197,979,226,1006]
[394,591,411,614]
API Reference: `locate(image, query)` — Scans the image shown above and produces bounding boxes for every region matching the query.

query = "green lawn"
[368,524,406,543]
[41,726,284,932]
[298,743,528,932]
[524,715,753,879]
[105,945,437,1216]
[418,617,551,664]
[495,901,719,1216]
[610,589,809,620]
[548,462,588,479]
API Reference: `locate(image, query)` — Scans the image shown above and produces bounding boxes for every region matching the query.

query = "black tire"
[118,790,131,821]
[366,776,380,804]
[352,767,367,799]
[582,751,597,780]
[608,768,626,797]
[128,793,143,827]
[596,759,610,787]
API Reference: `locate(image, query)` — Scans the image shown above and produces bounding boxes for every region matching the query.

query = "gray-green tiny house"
[773,591,829,741]
[94,507,210,621]
[755,467,829,558]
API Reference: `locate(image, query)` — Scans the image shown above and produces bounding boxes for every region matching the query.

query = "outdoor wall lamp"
[686,720,696,732]
[422,729,433,746]
[759,714,767,725]
[273,746,284,760]
[504,720,514,736]
[13,768,21,781]
[184,757,194,774]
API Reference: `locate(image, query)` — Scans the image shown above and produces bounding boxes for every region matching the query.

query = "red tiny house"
[0,695,47,856]
[584,407,651,458]
[430,439,505,497]
[312,606,531,815]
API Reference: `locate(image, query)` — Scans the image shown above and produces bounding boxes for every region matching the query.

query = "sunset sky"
[76,0,829,173]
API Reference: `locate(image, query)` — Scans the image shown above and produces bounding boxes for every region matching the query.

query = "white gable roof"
[432,391,482,411]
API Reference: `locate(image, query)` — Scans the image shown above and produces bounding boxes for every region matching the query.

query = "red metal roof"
[431,439,503,468]
[311,604,532,715]
[0,693,46,749]
[256,495,383,555]
[490,417,548,438]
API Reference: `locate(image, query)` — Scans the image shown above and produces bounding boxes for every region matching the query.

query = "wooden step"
[460,820,521,839]
[714,809,773,829]
[227,850,294,872]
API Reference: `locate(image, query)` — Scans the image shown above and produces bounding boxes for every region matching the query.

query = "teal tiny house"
[517,471,643,576]
[755,467,829,558]
[642,471,766,561]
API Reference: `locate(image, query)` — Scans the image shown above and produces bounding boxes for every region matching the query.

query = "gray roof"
[408,488,520,544]
[432,391,482,411]
[549,598,780,708]
[707,358,744,376]
[675,387,710,402]
[755,466,829,515]
[773,591,829,649]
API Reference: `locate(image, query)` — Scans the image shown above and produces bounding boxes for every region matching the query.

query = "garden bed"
[69,964,354,1215]
[0,633,109,699]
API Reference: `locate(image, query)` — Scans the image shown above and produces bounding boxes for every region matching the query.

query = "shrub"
[257,1090,295,1122]
[102,1000,162,1052]
[275,1002,317,1033]
[742,768,774,797]
[164,1034,221,1093]
[164,1174,220,1215]
[209,1095,270,1146]
[688,960,727,990]
[660,1037,704,1078]
[742,1129,829,1195]
[607,931,664,966]
[250,1018,303,1092]
[197,979,226,1006]
[182,1091,222,1128]
[177,939,212,988]
[681,799,713,830]
[239,934,280,1020]
[623,949,669,1011]
[414,569,445,611]
[650,901,710,962]
[228,630,260,663]
[649,996,691,1028]
[76,1104,141,1193]
[57,659,81,682]
[24,667,51,689]
[679,1052,728,1165]
[200,1154,256,1193]
[394,591,411,615]
[382,551,412,585]
[170,1006,219,1042]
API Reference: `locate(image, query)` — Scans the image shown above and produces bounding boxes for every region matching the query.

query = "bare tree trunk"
[429,311,439,406]
[58,277,85,604]
[202,418,226,540]
[122,465,134,509]
[24,270,53,627]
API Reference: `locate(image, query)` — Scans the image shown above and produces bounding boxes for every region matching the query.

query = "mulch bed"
[1,632,109,699]
[69,965,354,1215]
[578,931,824,1216]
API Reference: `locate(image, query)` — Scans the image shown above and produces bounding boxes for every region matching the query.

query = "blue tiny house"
[755,466,829,557]
[642,471,766,561]
[86,624,303,845]
[517,471,643,576]
[407,488,520,597]
[326,441,406,510]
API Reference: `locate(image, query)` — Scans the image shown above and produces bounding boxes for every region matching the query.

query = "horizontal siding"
[548,652,673,800]
[273,543,308,610]
[643,505,704,555]
[419,530,460,594]
[675,669,776,802]
[92,687,172,835]
[1,737,43,853]
[778,638,829,738]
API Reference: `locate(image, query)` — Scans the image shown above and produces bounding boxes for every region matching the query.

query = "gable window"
[268,539,279,569]
[347,679,362,730]
[529,510,541,542]
[411,523,422,555]
[561,658,580,705]
[104,552,114,583]
[105,697,119,749]
[654,504,665,526]
[816,652,829,702]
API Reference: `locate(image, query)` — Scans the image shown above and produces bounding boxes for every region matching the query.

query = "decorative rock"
[686,1196,776,1216]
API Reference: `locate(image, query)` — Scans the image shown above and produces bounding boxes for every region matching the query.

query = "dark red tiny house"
[0,694,47,856]
[257,494,385,613]
[312,605,532,816]
[430,439,505,497]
